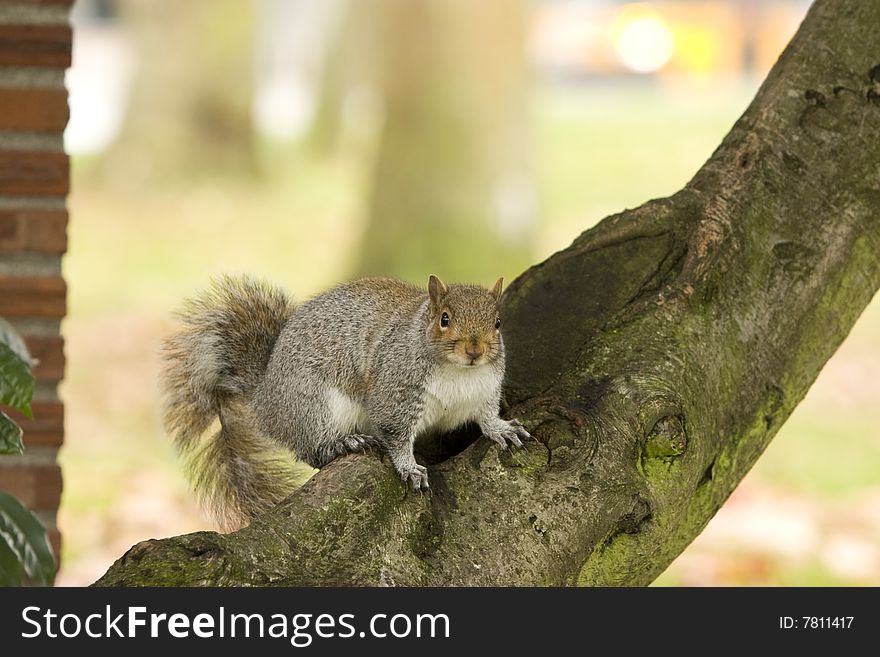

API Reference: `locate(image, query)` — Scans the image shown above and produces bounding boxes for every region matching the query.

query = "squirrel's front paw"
[483,418,532,449]
[398,463,430,492]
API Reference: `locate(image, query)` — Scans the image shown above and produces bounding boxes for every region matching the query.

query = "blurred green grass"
[756,409,880,498]
[58,82,880,585]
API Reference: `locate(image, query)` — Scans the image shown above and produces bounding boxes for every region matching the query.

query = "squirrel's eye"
[440,312,450,328]
[495,317,501,330]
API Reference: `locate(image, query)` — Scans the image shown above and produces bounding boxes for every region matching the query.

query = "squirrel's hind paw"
[341,434,374,453]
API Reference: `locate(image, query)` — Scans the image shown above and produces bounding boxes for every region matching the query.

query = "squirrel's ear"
[428,275,448,305]
[490,277,503,301]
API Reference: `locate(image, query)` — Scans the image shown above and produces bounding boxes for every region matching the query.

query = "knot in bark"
[643,415,687,459]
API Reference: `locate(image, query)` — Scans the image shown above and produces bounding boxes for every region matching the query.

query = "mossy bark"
[95,0,880,586]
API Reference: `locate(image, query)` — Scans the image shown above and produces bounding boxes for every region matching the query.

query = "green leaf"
[0,534,24,586]
[0,342,35,417]
[0,318,34,367]
[0,411,24,455]
[0,492,56,586]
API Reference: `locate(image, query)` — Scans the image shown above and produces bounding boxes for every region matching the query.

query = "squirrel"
[160,274,532,529]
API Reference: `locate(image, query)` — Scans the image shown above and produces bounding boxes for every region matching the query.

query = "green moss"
[577,531,650,587]
[407,510,443,560]
[509,442,550,475]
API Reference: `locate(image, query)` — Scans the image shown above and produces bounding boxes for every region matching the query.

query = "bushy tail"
[160,275,300,529]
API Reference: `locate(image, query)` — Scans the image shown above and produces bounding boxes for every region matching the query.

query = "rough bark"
[95,0,880,586]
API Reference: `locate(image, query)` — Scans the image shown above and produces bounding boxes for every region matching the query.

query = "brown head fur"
[426,274,503,367]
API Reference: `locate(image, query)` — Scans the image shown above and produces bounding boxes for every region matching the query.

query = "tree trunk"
[355,0,534,283]
[103,0,256,182]
[95,0,880,586]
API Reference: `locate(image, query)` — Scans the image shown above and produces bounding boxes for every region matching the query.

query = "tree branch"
[95,0,880,586]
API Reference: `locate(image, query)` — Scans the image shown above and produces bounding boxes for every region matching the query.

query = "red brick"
[0,208,67,253]
[0,24,72,67]
[0,88,68,132]
[0,151,68,196]
[23,336,64,382]
[0,462,62,510]
[0,276,66,318]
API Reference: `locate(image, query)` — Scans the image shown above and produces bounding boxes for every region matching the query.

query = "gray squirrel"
[161,274,532,528]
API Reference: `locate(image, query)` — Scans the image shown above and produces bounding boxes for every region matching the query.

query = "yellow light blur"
[610,4,675,74]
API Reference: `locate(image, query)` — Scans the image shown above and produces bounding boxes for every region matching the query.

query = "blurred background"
[57,0,880,585]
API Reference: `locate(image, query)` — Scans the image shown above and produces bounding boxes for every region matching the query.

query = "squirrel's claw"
[505,431,524,449]
[509,419,533,444]
[400,463,430,492]
[484,418,532,450]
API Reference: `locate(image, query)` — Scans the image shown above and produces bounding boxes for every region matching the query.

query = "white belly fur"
[325,365,498,438]
[415,364,498,435]
[326,387,371,435]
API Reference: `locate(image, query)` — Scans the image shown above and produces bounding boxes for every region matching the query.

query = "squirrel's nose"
[465,344,485,359]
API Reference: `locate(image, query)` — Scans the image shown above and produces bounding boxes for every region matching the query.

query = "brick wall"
[0,0,72,562]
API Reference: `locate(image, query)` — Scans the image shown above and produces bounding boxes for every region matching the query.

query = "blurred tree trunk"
[94,0,880,586]
[252,0,342,141]
[356,0,535,283]
[306,0,370,152]
[104,0,255,183]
